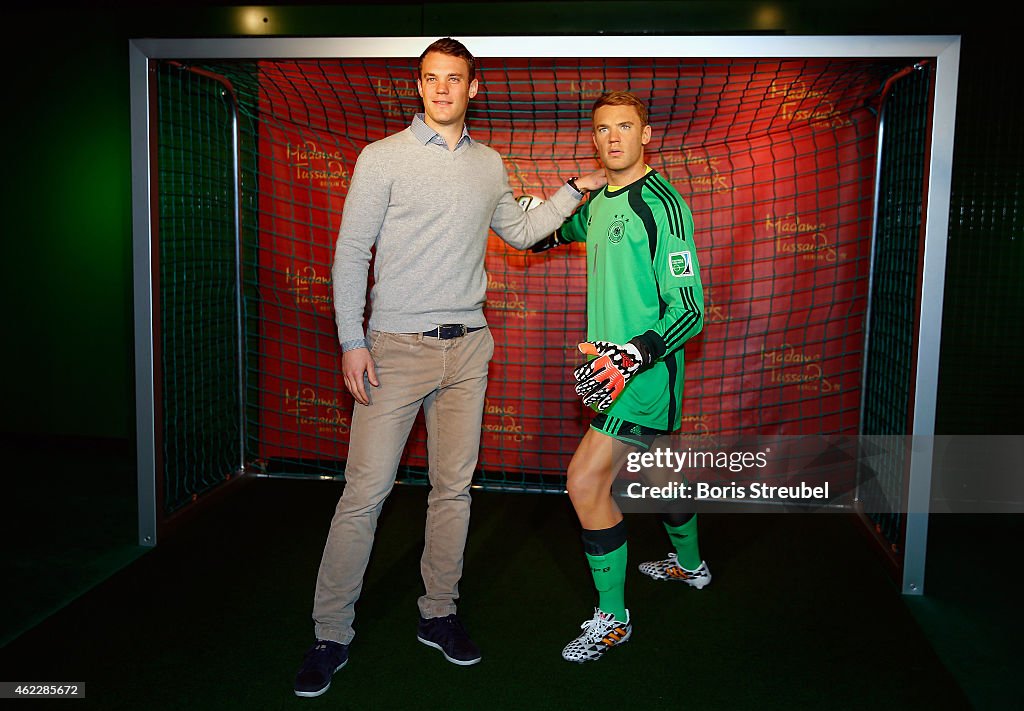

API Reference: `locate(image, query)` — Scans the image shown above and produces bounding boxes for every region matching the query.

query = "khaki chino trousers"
[312,327,494,644]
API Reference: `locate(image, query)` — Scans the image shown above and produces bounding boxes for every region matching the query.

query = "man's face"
[592,103,651,175]
[417,51,478,129]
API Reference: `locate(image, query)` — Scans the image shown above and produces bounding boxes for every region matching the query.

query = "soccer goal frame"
[129,35,960,597]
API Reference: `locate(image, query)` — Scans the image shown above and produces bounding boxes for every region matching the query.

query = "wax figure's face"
[417,51,478,129]
[592,103,652,176]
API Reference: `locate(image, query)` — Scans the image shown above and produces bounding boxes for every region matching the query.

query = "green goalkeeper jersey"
[560,168,704,431]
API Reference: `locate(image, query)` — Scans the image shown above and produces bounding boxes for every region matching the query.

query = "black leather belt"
[421,324,485,339]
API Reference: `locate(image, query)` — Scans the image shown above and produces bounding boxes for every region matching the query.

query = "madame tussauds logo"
[287,141,349,188]
[486,276,535,320]
[284,387,350,434]
[760,343,840,393]
[285,265,332,313]
[765,212,846,263]
[481,398,533,443]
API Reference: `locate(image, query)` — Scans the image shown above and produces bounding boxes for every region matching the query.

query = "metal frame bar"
[128,36,961,582]
[902,39,960,595]
[129,40,157,547]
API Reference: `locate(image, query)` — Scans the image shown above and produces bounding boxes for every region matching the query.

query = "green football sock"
[664,515,702,570]
[585,541,628,621]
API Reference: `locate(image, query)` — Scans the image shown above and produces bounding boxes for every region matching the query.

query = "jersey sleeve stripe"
[653,175,693,242]
[664,311,702,351]
[662,286,703,349]
[646,175,687,241]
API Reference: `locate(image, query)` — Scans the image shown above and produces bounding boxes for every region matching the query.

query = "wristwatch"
[567,176,585,193]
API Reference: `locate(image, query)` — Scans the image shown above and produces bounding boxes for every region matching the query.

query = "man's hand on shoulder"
[573,169,608,193]
[343,347,379,406]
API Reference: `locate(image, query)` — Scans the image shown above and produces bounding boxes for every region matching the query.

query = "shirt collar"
[411,113,473,149]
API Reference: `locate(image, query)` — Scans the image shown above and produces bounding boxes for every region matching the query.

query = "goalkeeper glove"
[530,229,568,253]
[573,338,654,411]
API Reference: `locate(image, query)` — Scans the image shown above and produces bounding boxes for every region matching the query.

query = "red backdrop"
[254,58,882,475]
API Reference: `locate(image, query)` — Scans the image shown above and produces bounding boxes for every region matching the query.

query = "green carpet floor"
[903,513,1022,710]
[5,468,1002,710]
[1,435,146,647]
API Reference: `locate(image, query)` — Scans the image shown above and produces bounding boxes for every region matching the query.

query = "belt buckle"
[439,323,466,339]
[433,324,465,339]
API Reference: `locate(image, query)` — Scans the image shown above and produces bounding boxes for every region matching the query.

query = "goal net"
[132,37,958,592]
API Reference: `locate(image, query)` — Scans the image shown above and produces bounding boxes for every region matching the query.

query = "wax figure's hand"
[573,339,653,411]
[529,229,568,253]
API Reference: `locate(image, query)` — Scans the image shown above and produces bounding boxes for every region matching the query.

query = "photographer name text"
[624,481,830,501]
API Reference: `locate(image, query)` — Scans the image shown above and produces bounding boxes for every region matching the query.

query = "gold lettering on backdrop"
[677,414,717,444]
[374,78,417,98]
[662,150,722,174]
[562,340,585,366]
[484,399,517,417]
[504,159,533,190]
[481,399,533,443]
[379,99,406,119]
[286,265,331,286]
[488,277,518,292]
[486,276,535,319]
[687,173,734,194]
[779,101,852,129]
[287,143,343,163]
[704,288,729,323]
[760,344,840,393]
[768,80,853,129]
[285,266,333,314]
[373,78,417,119]
[285,387,351,433]
[661,149,733,194]
[764,213,846,263]
[288,141,350,189]
[569,79,605,99]
[760,343,820,366]
[485,294,536,319]
[768,80,829,101]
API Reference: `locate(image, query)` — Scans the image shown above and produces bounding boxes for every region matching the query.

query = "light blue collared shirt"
[410,112,473,151]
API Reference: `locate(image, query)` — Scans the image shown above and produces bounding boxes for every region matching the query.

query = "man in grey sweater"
[294,37,606,698]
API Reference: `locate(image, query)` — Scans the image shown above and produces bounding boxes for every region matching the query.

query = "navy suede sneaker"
[416,614,482,665]
[294,640,349,698]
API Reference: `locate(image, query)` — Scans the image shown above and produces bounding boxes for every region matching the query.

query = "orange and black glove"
[573,337,656,411]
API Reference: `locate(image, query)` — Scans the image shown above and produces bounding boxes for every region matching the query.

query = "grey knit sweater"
[331,120,582,349]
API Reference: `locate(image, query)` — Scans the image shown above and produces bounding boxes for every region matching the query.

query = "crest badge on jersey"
[607,215,627,244]
[669,250,694,277]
